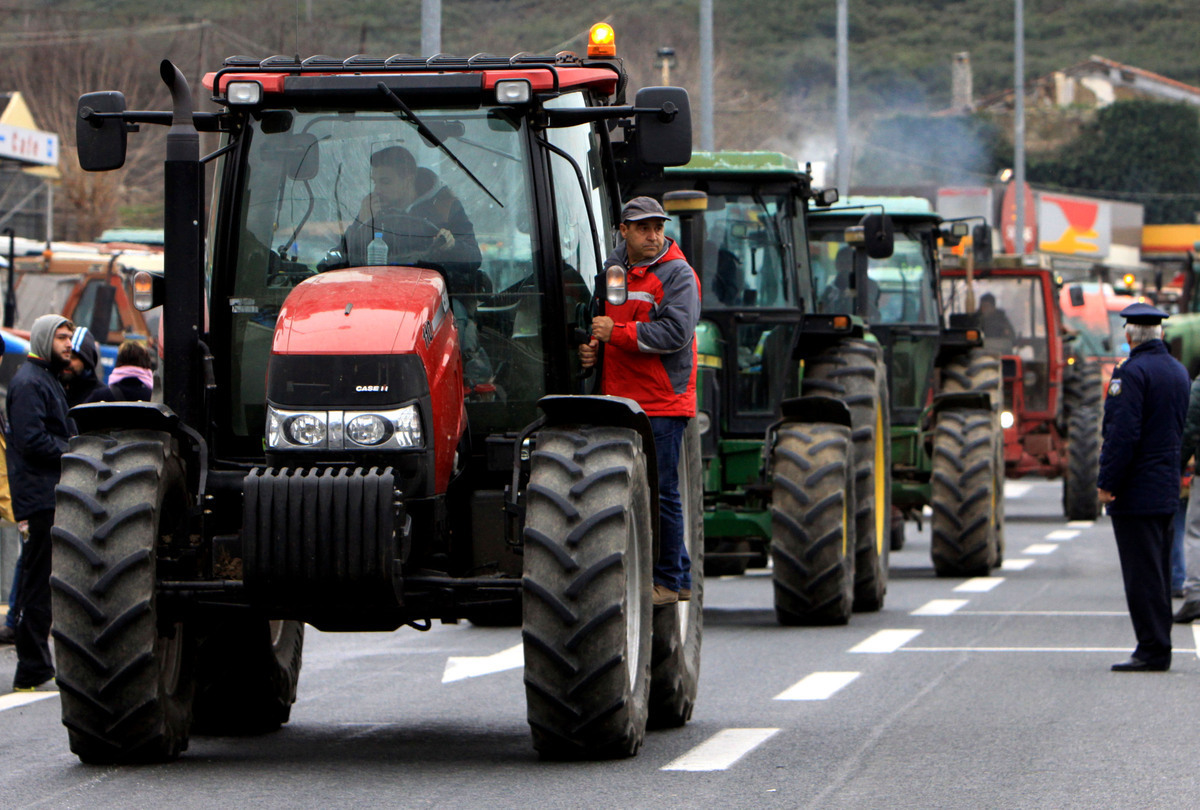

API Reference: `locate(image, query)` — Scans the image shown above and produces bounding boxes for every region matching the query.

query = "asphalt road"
[2,479,1197,809]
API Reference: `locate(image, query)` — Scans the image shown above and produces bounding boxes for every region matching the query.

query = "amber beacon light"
[588,23,616,57]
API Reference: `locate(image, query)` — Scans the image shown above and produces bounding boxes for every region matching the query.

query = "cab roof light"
[495,79,531,105]
[588,23,616,58]
[226,81,263,105]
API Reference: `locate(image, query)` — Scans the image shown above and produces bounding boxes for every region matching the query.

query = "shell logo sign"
[1038,193,1111,258]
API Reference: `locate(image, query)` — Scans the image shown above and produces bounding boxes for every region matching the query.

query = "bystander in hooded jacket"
[85,338,154,403]
[6,314,75,520]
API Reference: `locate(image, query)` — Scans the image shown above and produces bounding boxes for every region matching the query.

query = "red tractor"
[60,27,701,764]
[941,261,1104,520]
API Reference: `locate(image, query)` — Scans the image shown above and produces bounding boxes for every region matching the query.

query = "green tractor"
[807,198,1006,577]
[639,151,892,622]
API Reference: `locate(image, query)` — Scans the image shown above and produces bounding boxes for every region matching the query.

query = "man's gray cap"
[621,196,669,222]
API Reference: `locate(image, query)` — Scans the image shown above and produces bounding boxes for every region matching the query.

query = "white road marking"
[904,646,1171,653]
[1001,559,1035,571]
[954,577,1005,592]
[1022,544,1059,555]
[1066,520,1095,528]
[1192,625,1200,661]
[1005,481,1034,498]
[661,728,780,771]
[849,629,922,653]
[911,599,969,616]
[958,610,1126,616]
[441,643,523,683]
[775,672,860,701]
[1045,529,1080,541]
[0,691,58,712]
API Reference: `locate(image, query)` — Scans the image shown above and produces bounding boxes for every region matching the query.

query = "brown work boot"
[652,583,679,606]
[678,587,692,602]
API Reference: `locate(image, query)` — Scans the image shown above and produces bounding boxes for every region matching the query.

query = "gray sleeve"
[635,261,700,354]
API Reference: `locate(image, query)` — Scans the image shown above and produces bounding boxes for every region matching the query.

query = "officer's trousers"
[1112,513,1174,666]
[1180,483,1200,601]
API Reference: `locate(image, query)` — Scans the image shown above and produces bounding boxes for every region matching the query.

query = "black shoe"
[1111,657,1170,672]
[1174,601,1200,624]
[0,625,14,645]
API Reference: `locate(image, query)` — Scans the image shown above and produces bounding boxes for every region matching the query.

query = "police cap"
[1119,301,1170,325]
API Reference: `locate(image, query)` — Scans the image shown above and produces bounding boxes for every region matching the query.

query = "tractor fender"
[68,400,208,504]
[931,391,992,416]
[536,394,661,556]
[779,394,853,429]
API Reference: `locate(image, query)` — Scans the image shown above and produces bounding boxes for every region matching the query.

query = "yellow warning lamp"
[588,23,616,58]
[1122,273,1136,288]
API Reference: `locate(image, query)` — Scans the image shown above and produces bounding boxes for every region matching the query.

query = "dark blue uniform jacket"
[6,357,74,520]
[1098,339,1190,515]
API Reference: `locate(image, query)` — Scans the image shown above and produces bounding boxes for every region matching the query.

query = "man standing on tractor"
[579,196,701,606]
[7,314,76,691]
[1098,302,1190,672]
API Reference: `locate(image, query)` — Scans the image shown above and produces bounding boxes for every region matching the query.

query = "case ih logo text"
[356,384,389,392]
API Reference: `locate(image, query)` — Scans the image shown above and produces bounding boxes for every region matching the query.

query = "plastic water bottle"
[366,231,388,265]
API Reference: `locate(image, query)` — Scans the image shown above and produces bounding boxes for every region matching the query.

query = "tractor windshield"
[809,224,938,324]
[215,105,543,440]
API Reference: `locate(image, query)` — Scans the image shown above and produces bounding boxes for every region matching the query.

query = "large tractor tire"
[1062,360,1103,520]
[1063,406,1103,520]
[192,618,304,735]
[51,430,195,764]
[522,426,653,759]
[770,422,855,625]
[649,418,703,729]
[801,338,889,612]
[930,409,1000,577]
[940,348,1005,564]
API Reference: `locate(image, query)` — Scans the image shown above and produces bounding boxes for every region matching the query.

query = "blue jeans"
[1173,498,1187,593]
[650,417,691,592]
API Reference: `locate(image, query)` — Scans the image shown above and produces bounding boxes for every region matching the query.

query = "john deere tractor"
[808,198,1005,577]
[638,151,892,622]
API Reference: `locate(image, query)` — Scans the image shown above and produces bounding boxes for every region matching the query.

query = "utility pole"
[422,0,442,55]
[836,0,850,196]
[700,0,714,150]
[1014,0,1027,254]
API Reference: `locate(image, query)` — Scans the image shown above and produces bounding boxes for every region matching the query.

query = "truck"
[807,198,1006,577]
[60,25,701,763]
[638,151,891,623]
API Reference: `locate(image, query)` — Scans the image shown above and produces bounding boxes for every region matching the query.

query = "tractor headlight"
[1000,411,1015,429]
[696,411,711,435]
[346,414,391,446]
[226,81,263,105]
[267,404,423,450]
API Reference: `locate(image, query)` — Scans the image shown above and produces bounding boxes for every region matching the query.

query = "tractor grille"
[242,466,401,606]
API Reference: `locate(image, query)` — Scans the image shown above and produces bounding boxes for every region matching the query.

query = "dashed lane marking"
[441,644,523,683]
[911,599,969,616]
[661,728,780,771]
[956,609,1126,616]
[1045,530,1080,541]
[849,629,922,653]
[1022,544,1059,555]
[774,672,860,701]
[1066,520,1095,528]
[1193,625,1200,661]
[902,646,1182,653]
[0,692,58,712]
[1005,482,1034,498]
[1001,559,1035,571]
[954,577,1005,593]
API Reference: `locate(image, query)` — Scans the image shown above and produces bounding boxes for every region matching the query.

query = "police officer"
[1098,302,1190,672]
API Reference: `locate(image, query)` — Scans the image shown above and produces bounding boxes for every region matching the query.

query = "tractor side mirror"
[972,223,993,267]
[859,213,894,260]
[634,87,692,167]
[1068,284,1085,308]
[90,282,117,340]
[814,188,839,207]
[76,91,128,172]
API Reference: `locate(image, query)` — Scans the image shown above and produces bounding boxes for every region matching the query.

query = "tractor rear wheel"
[192,618,304,735]
[931,409,999,577]
[770,422,855,625]
[649,418,704,728]
[522,426,653,759]
[52,430,195,764]
[1064,406,1103,520]
[801,338,889,612]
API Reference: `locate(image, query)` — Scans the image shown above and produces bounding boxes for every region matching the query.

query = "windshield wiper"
[375,82,503,208]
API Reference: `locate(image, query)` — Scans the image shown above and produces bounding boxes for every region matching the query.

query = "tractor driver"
[978,292,1016,346]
